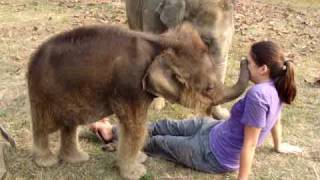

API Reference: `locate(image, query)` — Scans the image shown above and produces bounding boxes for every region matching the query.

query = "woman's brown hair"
[250,41,296,104]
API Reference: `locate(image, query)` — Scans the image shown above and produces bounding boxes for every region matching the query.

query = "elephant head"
[142,23,249,113]
[154,0,234,80]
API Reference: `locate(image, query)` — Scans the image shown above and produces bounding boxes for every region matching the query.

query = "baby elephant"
[27,23,249,179]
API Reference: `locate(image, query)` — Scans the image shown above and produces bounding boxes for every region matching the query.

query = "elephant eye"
[206,84,214,92]
[174,74,186,85]
[201,34,213,47]
[202,37,211,47]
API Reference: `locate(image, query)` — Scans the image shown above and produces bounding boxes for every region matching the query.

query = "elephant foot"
[59,149,89,163]
[211,106,230,120]
[119,161,146,180]
[34,151,59,167]
[150,97,166,111]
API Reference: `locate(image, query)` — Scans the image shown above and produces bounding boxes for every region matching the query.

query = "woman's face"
[247,51,260,83]
[247,50,271,84]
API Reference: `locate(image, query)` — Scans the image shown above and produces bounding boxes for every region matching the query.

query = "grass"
[0,0,319,179]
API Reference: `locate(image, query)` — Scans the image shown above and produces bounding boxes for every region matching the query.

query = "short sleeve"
[240,89,269,128]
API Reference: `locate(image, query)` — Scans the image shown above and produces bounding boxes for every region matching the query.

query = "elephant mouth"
[179,88,212,111]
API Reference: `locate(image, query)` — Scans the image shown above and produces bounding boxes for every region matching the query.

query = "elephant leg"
[125,0,144,30]
[115,104,148,180]
[59,125,89,163]
[142,4,167,111]
[32,130,58,167]
[211,26,234,120]
[31,106,59,167]
[211,54,230,120]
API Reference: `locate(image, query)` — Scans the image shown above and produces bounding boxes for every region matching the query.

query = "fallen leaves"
[235,1,320,61]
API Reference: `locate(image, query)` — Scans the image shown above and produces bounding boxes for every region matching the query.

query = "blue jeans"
[112,117,226,173]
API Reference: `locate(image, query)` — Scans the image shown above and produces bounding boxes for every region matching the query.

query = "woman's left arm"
[271,118,282,151]
[272,118,303,153]
[238,126,261,180]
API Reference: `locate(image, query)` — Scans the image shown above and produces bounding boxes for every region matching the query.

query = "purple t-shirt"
[209,81,282,170]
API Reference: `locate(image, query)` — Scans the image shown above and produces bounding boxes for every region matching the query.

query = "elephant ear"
[156,0,186,28]
[142,50,186,103]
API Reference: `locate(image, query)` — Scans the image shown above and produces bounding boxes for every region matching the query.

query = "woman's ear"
[260,64,270,75]
[142,50,185,102]
[156,0,186,28]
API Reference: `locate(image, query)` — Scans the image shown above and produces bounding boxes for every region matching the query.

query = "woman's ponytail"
[273,60,297,104]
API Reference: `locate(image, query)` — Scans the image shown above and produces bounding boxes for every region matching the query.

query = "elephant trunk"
[213,59,250,105]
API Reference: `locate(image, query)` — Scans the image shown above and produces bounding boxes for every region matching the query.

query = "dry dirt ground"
[0,0,319,179]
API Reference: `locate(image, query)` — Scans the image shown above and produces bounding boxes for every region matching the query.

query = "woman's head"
[249,40,297,104]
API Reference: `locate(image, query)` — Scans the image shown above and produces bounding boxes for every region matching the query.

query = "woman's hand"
[271,118,302,154]
[275,142,303,154]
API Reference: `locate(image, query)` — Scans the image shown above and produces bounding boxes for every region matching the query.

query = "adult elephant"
[125,0,235,119]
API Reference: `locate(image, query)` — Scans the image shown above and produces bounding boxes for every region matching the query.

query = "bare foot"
[89,117,113,143]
